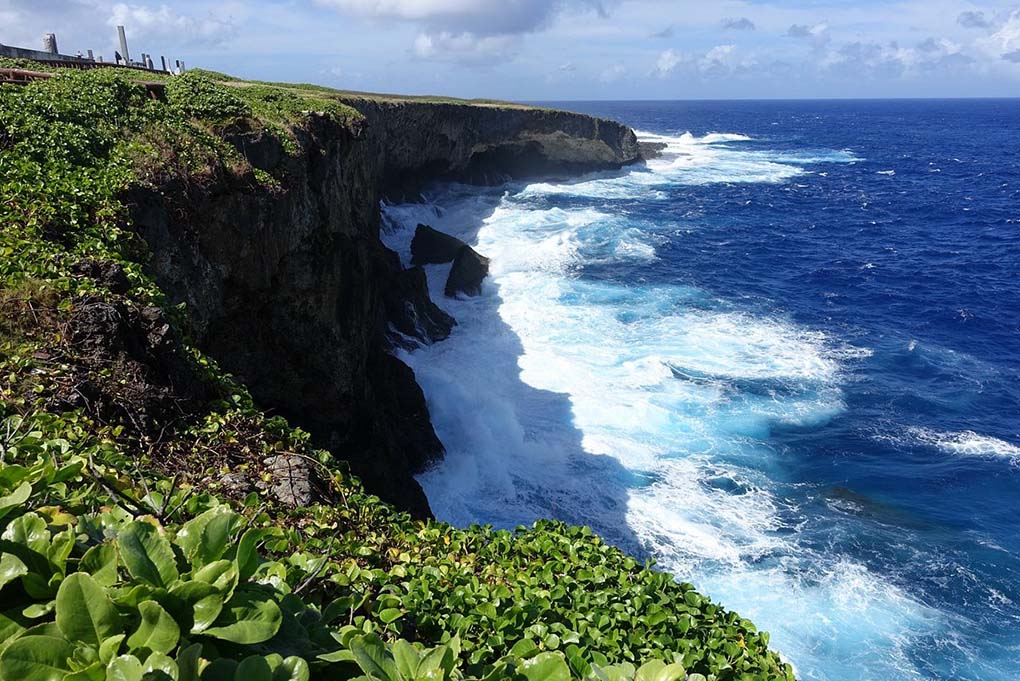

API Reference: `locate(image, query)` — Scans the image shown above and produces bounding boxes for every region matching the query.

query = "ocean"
[379,100,1020,681]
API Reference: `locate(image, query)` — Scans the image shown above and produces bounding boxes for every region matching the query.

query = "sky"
[3,1,1020,100]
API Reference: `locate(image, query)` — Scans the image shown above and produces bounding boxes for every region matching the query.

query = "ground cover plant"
[0,65,795,680]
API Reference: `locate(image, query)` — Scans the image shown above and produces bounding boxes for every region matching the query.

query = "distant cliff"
[128,89,642,516]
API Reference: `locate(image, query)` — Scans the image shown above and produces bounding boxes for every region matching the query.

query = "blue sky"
[4,1,1020,100]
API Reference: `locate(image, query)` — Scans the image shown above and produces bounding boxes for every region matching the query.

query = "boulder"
[445,245,490,297]
[411,224,468,265]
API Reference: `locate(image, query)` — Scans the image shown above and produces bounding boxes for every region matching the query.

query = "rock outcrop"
[411,224,468,266]
[445,246,491,297]
[127,101,642,517]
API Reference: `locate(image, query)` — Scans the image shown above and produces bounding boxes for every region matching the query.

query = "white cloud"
[318,0,605,36]
[412,31,518,63]
[654,48,682,77]
[599,63,626,83]
[108,4,236,47]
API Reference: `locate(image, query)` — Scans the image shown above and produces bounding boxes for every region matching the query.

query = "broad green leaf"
[202,589,282,644]
[348,634,398,681]
[64,661,104,681]
[0,634,74,681]
[142,651,177,680]
[231,529,267,581]
[234,655,272,681]
[79,544,118,587]
[391,639,420,680]
[118,522,178,588]
[520,652,570,681]
[175,644,202,681]
[0,611,26,650]
[272,657,309,681]
[378,608,403,624]
[416,644,453,680]
[0,482,31,521]
[193,560,238,596]
[0,553,28,590]
[126,601,179,655]
[174,507,240,568]
[99,634,125,664]
[107,654,144,681]
[55,573,122,647]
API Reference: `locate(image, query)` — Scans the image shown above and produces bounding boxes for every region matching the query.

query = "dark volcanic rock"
[445,246,490,298]
[411,224,467,265]
[125,98,642,518]
[384,264,455,346]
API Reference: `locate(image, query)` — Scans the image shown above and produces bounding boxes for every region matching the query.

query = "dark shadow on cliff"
[394,186,647,559]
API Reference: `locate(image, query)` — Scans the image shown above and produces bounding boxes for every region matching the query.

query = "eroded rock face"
[445,246,491,298]
[125,101,642,519]
[411,224,467,266]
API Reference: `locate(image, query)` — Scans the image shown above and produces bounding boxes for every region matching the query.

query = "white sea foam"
[905,427,1020,461]
[384,129,936,680]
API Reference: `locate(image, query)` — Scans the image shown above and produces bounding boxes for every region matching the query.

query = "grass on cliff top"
[0,67,795,680]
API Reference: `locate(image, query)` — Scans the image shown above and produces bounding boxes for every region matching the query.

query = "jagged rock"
[263,454,315,508]
[411,224,467,265]
[385,265,455,346]
[445,246,490,297]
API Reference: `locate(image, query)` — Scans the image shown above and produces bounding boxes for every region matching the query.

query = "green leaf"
[193,560,238,597]
[202,589,282,644]
[79,544,118,587]
[231,529,266,582]
[55,572,122,647]
[391,639,420,680]
[519,652,570,681]
[378,608,403,625]
[0,634,74,681]
[126,601,179,655]
[106,654,144,681]
[175,644,202,681]
[416,644,453,680]
[0,482,31,521]
[174,507,240,569]
[169,581,222,633]
[0,553,28,590]
[271,657,309,681]
[99,634,125,664]
[348,634,398,681]
[118,523,178,588]
[233,656,272,681]
[142,651,178,680]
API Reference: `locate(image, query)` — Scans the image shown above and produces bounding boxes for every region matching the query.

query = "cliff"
[0,67,794,681]
[127,81,641,517]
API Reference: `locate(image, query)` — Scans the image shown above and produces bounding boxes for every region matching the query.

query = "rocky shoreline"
[127,96,644,516]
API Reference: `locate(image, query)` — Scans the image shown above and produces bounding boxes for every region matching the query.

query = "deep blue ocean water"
[382,100,1020,681]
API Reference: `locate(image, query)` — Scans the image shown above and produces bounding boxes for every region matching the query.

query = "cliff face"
[127,102,641,517]
[346,99,642,191]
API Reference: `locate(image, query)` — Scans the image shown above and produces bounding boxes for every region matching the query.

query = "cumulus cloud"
[787,22,828,41]
[1004,50,1020,62]
[820,36,972,77]
[412,31,518,64]
[108,4,236,47]
[977,10,1020,63]
[721,17,755,31]
[319,0,605,36]
[654,48,682,77]
[957,11,992,29]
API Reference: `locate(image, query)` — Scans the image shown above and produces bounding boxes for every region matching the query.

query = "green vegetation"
[0,66,795,680]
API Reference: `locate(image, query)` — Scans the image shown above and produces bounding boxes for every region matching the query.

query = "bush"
[166,72,252,121]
